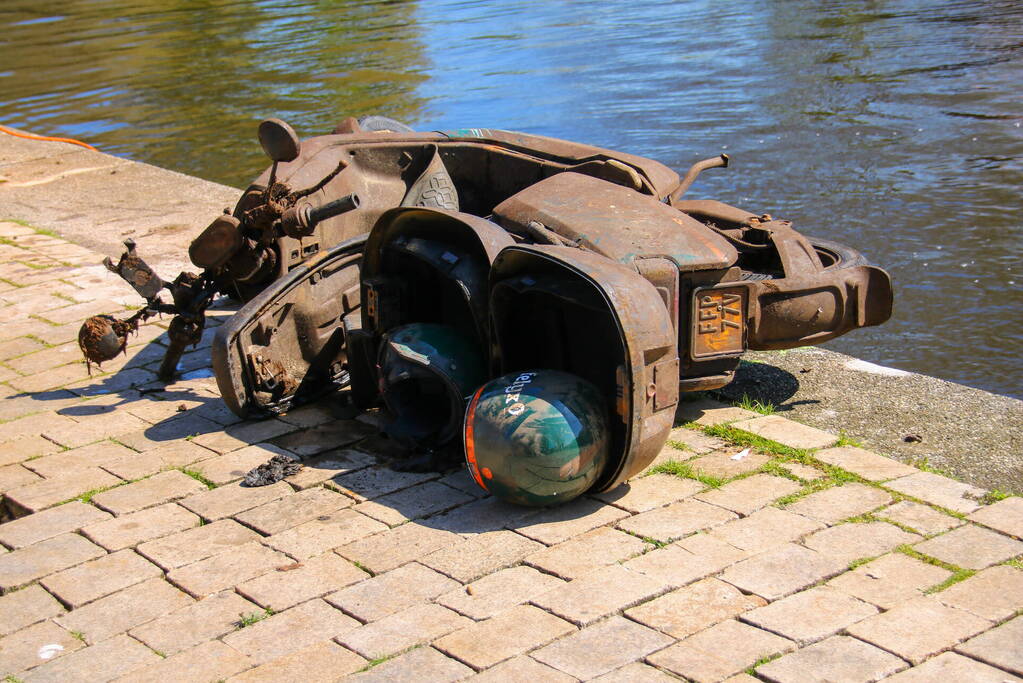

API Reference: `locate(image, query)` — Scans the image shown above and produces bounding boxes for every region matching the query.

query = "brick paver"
[0,532,106,591]
[710,506,823,553]
[236,551,368,610]
[137,518,260,570]
[935,565,1023,621]
[115,639,252,683]
[129,590,261,655]
[968,495,1023,538]
[0,619,84,676]
[336,521,460,574]
[223,599,359,665]
[264,508,386,559]
[101,440,216,480]
[55,577,193,644]
[757,635,907,682]
[0,585,65,638]
[24,632,160,682]
[729,415,837,449]
[339,603,471,659]
[913,523,1023,569]
[472,656,576,683]
[626,577,766,638]
[349,646,471,682]
[230,640,366,682]
[847,597,991,664]
[433,604,575,670]
[885,651,1021,682]
[694,474,801,515]
[526,526,648,579]
[624,533,748,587]
[531,563,668,626]
[512,497,630,545]
[955,616,1023,676]
[440,565,564,620]
[327,464,436,501]
[647,619,795,683]
[617,499,736,543]
[81,502,199,550]
[802,521,921,562]
[688,449,771,479]
[167,540,291,597]
[281,448,375,490]
[191,442,295,486]
[326,562,459,622]
[827,552,952,608]
[676,397,756,425]
[234,486,353,535]
[353,480,474,526]
[0,435,61,466]
[884,471,986,514]
[741,585,878,645]
[592,662,683,682]
[878,500,964,535]
[592,472,704,512]
[533,615,674,679]
[0,464,43,491]
[191,417,297,454]
[270,419,376,456]
[91,470,206,515]
[720,543,848,600]
[5,467,122,515]
[40,547,161,607]
[784,483,892,524]
[0,501,111,549]
[814,445,917,481]
[177,480,291,521]
[421,529,544,582]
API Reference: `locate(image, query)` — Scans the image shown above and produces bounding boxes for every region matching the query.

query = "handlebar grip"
[281,193,361,239]
[309,193,360,224]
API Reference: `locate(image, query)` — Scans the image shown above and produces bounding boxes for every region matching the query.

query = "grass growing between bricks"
[895,544,976,593]
[179,468,217,490]
[980,489,1017,504]
[235,607,274,628]
[745,652,783,675]
[733,393,775,416]
[62,482,126,505]
[648,461,724,489]
[357,646,422,672]
[847,555,879,571]
[848,511,924,536]
[665,421,989,533]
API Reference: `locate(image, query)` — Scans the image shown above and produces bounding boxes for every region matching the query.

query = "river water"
[1,0,1021,398]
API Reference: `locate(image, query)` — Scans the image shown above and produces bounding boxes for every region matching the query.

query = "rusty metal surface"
[102,238,163,300]
[492,172,738,272]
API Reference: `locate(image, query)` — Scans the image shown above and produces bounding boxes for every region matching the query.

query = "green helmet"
[463,370,610,506]
[379,323,487,447]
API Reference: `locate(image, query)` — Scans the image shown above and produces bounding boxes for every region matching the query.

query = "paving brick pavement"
[1,222,1022,681]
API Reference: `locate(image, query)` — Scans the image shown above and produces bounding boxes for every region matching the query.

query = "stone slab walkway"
[1,220,1022,682]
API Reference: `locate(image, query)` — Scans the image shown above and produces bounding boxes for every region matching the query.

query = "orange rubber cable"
[0,124,97,151]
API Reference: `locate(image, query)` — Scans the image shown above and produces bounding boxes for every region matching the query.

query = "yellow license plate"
[691,287,746,359]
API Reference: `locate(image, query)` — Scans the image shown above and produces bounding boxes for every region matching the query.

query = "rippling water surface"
[1,0,1021,397]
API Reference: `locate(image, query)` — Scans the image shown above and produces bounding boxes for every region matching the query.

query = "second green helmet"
[464,370,611,506]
